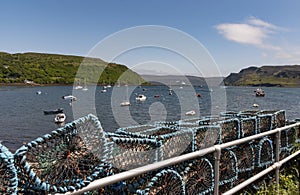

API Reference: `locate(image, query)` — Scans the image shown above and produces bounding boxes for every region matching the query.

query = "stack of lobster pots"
[1,110,299,195]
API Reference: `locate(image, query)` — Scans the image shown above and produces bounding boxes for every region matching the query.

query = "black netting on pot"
[115,126,194,161]
[279,147,292,161]
[257,110,286,130]
[183,158,214,195]
[218,118,240,143]
[159,130,194,160]
[154,121,180,129]
[0,144,18,195]
[14,114,110,194]
[255,137,274,168]
[257,114,273,133]
[136,169,185,195]
[108,137,161,171]
[240,117,257,137]
[219,149,238,185]
[286,127,296,147]
[192,125,221,150]
[233,143,255,173]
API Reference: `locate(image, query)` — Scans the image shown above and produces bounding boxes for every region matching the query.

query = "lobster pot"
[14,114,110,194]
[255,137,274,168]
[235,171,252,186]
[257,110,286,129]
[118,126,194,160]
[286,127,296,147]
[219,149,238,185]
[218,118,240,143]
[240,117,257,137]
[279,147,293,161]
[136,169,185,195]
[257,114,273,133]
[158,130,194,160]
[0,144,18,195]
[280,129,288,148]
[108,137,161,171]
[192,126,221,150]
[233,143,255,173]
[117,124,157,134]
[220,111,239,118]
[182,158,214,195]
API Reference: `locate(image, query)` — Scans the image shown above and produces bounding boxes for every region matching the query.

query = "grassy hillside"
[224,65,300,87]
[0,52,144,85]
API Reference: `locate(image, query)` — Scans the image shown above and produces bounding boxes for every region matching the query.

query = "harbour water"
[0,85,300,151]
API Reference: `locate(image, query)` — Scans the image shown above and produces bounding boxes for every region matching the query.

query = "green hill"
[224,65,300,87]
[0,52,144,85]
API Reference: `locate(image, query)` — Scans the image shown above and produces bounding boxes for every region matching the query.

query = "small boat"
[136,94,147,101]
[255,88,265,97]
[62,95,77,101]
[196,93,201,97]
[120,101,131,106]
[168,89,173,95]
[154,95,160,98]
[43,108,64,115]
[54,113,66,123]
[74,85,83,90]
[185,110,196,116]
[253,103,259,108]
[36,91,42,95]
[101,88,107,93]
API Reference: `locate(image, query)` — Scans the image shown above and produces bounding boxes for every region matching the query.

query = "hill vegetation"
[0,52,144,85]
[224,65,300,87]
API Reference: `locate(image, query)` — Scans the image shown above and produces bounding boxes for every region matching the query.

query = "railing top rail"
[60,122,300,195]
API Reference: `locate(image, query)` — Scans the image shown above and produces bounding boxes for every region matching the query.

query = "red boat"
[255,88,265,97]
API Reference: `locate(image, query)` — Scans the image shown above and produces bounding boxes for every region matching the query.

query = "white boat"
[136,94,146,101]
[36,91,42,95]
[120,101,131,106]
[62,95,77,101]
[101,88,107,93]
[54,113,66,123]
[74,85,83,90]
[185,110,196,116]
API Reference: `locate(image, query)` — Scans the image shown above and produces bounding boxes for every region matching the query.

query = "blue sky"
[1,0,300,77]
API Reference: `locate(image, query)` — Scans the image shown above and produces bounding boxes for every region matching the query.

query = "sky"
[1,0,300,77]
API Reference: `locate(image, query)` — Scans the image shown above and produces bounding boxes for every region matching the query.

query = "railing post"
[275,130,281,194]
[214,145,221,195]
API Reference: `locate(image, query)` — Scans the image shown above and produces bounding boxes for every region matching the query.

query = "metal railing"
[62,122,300,195]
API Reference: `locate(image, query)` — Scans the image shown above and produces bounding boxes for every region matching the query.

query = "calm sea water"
[1,85,300,151]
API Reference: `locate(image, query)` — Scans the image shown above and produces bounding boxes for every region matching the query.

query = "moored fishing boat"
[43,108,64,115]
